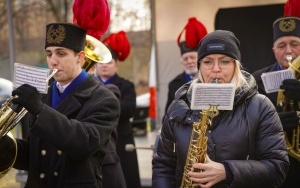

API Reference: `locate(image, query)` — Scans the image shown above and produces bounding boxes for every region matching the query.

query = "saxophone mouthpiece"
[211,78,219,83]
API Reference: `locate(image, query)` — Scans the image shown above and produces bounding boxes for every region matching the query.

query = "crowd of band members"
[1,5,300,188]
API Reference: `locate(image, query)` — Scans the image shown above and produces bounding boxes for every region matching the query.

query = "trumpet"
[0,68,57,178]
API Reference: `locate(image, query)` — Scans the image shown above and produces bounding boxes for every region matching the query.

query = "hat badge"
[46,25,66,44]
[279,19,296,32]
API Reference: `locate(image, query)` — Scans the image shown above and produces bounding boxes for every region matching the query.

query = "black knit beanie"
[197,30,241,69]
[273,16,300,42]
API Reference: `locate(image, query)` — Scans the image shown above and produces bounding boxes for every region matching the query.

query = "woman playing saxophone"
[152,30,289,188]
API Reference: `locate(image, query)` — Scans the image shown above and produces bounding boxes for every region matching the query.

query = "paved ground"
[0,169,23,188]
[0,130,158,188]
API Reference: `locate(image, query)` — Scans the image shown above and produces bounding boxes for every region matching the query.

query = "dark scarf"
[51,70,88,109]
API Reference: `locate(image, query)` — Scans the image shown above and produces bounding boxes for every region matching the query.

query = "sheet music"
[13,63,50,94]
[191,83,235,110]
[261,69,294,93]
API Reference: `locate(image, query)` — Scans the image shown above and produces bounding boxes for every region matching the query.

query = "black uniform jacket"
[109,74,136,136]
[101,83,126,188]
[11,76,120,188]
[152,71,289,188]
[252,63,278,106]
[165,72,188,113]
[109,74,141,188]
[252,63,300,188]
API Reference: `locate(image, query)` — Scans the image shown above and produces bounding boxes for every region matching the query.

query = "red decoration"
[73,0,110,39]
[284,0,300,17]
[103,31,131,61]
[177,17,208,48]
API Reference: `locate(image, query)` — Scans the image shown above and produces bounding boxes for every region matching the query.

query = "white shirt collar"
[56,82,71,93]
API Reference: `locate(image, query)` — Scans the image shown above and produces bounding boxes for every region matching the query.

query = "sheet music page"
[191,83,235,110]
[13,63,50,94]
[261,69,294,93]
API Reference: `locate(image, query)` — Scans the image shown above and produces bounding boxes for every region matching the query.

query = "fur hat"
[273,0,300,42]
[45,23,86,52]
[197,30,241,69]
[273,16,300,42]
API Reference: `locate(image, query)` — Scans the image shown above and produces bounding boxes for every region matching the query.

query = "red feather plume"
[73,0,110,39]
[177,17,208,48]
[284,0,300,17]
[103,31,131,61]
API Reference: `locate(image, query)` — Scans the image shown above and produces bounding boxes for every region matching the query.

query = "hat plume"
[284,0,300,17]
[103,31,131,61]
[177,17,207,48]
[73,0,110,39]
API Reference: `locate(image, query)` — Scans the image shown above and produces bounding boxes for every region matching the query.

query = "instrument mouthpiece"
[211,78,219,83]
[46,69,58,83]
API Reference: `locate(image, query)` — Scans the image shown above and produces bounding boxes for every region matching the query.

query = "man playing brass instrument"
[253,16,300,188]
[0,22,120,187]
[152,30,289,188]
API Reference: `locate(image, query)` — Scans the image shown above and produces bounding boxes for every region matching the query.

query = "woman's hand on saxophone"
[187,155,226,188]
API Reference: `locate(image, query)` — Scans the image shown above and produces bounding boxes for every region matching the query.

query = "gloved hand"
[12,84,43,116]
[280,79,300,101]
[278,111,299,131]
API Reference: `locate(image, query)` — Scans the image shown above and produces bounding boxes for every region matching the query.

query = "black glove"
[278,111,298,131]
[280,79,300,101]
[12,84,43,116]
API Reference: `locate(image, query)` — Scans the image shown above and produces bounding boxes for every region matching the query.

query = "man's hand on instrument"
[278,111,298,131]
[12,84,43,116]
[280,79,300,101]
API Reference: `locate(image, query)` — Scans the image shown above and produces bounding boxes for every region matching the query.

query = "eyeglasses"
[199,58,235,70]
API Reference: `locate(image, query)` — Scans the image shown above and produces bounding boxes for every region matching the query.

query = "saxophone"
[277,55,300,161]
[181,79,219,188]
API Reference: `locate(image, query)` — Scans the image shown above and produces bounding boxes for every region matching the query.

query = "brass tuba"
[82,35,112,72]
[0,68,57,178]
[277,55,300,161]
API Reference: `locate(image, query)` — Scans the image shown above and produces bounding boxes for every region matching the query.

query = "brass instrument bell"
[82,35,112,72]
